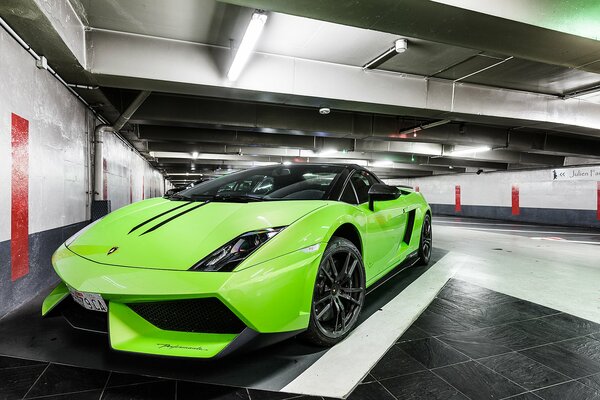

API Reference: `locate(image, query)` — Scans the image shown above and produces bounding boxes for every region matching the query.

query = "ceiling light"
[371,160,394,168]
[191,151,199,159]
[446,146,491,157]
[317,148,338,156]
[283,161,292,166]
[395,39,408,53]
[227,10,268,82]
[319,107,331,115]
[363,38,409,70]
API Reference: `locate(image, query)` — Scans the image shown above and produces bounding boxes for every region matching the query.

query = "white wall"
[102,132,165,212]
[386,165,600,227]
[0,28,92,242]
[0,26,165,316]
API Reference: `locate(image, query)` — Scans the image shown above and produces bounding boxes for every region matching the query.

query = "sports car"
[42,163,432,358]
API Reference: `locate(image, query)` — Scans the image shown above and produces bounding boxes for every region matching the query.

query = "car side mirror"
[368,183,400,211]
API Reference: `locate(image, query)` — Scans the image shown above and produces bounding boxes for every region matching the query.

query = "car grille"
[127,298,246,334]
[61,297,108,334]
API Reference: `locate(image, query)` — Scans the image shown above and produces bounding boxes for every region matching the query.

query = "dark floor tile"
[413,299,481,336]
[102,381,175,400]
[438,326,516,359]
[248,387,295,400]
[26,364,109,398]
[399,338,468,369]
[346,382,394,400]
[438,317,572,358]
[508,316,582,346]
[469,300,558,328]
[0,364,47,400]
[434,360,525,400]
[542,313,600,337]
[397,325,431,343]
[579,373,600,392]
[506,393,543,400]
[439,282,517,307]
[106,372,162,387]
[533,380,600,400]
[30,389,103,399]
[380,370,468,400]
[478,352,569,390]
[520,343,600,379]
[369,345,426,380]
[441,279,490,297]
[179,381,248,400]
[555,336,600,364]
[0,355,46,370]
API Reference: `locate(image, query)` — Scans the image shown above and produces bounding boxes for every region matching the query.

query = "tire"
[417,213,432,266]
[301,237,366,347]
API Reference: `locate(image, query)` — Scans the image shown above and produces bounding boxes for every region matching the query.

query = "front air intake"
[127,298,246,334]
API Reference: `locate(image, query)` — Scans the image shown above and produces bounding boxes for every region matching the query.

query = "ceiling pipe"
[562,84,600,100]
[93,90,152,201]
[113,90,152,132]
[0,16,109,125]
[398,119,452,137]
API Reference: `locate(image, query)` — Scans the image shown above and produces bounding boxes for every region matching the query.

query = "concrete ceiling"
[2,0,600,183]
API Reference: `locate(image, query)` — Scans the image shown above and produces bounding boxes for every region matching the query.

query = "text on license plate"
[70,290,107,312]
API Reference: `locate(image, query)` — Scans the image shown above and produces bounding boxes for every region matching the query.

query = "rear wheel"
[302,237,365,347]
[417,214,432,265]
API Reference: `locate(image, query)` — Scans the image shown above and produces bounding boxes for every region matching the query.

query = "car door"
[343,171,408,281]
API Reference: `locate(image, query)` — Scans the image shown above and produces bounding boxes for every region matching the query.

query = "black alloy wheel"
[418,214,432,265]
[302,237,365,346]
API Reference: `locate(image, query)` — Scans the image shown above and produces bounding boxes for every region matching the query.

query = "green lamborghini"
[43,164,432,358]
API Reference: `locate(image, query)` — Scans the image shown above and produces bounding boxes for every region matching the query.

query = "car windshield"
[174,164,345,202]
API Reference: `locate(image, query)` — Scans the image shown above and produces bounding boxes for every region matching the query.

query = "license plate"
[70,290,107,313]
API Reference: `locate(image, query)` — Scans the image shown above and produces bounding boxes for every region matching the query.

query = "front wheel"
[417,213,432,265]
[301,237,365,347]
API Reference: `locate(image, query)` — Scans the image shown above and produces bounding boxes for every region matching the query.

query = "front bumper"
[43,243,323,358]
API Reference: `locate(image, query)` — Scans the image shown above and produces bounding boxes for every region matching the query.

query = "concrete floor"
[0,216,598,399]
[433,216,600,324]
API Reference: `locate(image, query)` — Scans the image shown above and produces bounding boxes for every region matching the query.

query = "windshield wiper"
[212,194,264,202]
[166,193,191,201]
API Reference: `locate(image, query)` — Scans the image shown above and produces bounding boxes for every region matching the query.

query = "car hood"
[67,198,326,270]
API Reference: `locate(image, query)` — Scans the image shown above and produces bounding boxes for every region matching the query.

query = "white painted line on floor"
[465,227,600,236]
[281,252,465,399]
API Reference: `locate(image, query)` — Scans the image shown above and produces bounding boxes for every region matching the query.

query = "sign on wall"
[551,167,600,181]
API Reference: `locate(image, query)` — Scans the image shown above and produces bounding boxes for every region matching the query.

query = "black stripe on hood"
[139,201,210,236]
[129,201,192,234]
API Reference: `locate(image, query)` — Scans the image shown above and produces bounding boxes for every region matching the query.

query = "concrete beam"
[222,0,600,74]
[88,29,600,138]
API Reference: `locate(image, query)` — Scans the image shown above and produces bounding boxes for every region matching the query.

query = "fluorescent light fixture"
[191,151,199,159]
[446,146,491,157]
[364,38,409,70]
[317,148,338,157]
[371,160,394,168]
[227,11,268,82]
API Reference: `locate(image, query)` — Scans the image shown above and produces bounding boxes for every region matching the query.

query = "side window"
[340,181,358,204]
[350,171,377,204]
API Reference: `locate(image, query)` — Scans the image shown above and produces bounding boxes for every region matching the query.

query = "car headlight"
[190,227,286,272]
[65,218,103,247]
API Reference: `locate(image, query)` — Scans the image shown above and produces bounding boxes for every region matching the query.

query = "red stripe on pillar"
[415,186,420,192]
[11,113,29,281]
[455,185,461,212]
[142,175,145,200]
[512,185,520,215]
[597,182,600,221]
